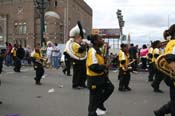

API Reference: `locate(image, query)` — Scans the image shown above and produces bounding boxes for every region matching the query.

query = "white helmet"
[69,24,80,38]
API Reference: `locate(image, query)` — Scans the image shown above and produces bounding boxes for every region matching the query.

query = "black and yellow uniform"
[87,47,114,116]
[154,39,175,116]
[147,47,153,63]
[147,47,155,81]
[151,47,165,93]
[11,47,17,68]
[151,47,165,92]
[71,42,87,88]
[118,49,131,91]
[32,50,45,85]
[62,49,72,76]
[148,47,158,81]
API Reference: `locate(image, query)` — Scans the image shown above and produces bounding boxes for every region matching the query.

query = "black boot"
[62,69,66,74]
[154,102,171,116]
[154,110,165,116]
[151,83,163,93]
[36,81,42,85]
[34,77,42,85]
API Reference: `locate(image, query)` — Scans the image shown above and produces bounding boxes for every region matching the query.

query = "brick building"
[0,0,92,48]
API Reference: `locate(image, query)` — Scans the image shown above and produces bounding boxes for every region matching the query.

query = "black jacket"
[16,47,25,60]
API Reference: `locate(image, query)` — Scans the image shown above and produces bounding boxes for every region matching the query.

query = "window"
[14,22,27,35]
[60,24,63,32]
[23,23,27,34]
[19,23,23,34]
[24,39,26,47]
[54,0,57,7]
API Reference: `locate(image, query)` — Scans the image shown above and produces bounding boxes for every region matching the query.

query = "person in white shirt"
[52,43,61,69]
[46,42,53,68]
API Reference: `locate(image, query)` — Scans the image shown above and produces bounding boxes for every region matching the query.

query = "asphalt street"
[0,65,171,116]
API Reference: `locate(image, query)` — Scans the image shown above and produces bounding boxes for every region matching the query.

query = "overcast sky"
[84,0,175,45]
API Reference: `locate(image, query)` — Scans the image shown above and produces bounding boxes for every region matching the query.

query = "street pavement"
[0,65,171,116]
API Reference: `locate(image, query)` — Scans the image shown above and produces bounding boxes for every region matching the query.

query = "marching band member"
[66,22,87,89]
[86,34,114,116]
[147,43,154,82]
[118,43,132,91]
[31,48,45,85]
[154,24,175,116]
[151,40,164,93]
[11,44,18,71]
[62,48,72,76]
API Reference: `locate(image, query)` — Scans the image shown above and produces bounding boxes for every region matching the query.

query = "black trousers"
[88,76,114,116]
[156,85,175,116]
[130,58,137,71]
[148,63,156,81]
[141,58,147,69]
[170,85,175,116]
[34,62,44,83]
[152,70,165,90]
[63,59,71,75]
[14,58,21,72]
[118,68,131,89]
[72,60,86,88]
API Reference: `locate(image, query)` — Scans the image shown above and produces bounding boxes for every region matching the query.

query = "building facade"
[0,0,92,48]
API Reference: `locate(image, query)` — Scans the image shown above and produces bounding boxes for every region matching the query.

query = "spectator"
[140,44,148,70]
[46,42,54,68]
[52,43,61,69]
[128,43,138,73]
[5,42,13,66]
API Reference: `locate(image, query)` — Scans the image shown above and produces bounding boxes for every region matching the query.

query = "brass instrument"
[65,38,87,60]
[65,21,88,60]
[155,54,175,80]
[31,50,48,66]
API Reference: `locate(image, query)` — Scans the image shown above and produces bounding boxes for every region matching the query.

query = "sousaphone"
[155,54,175,80]
[65,21,87,60]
